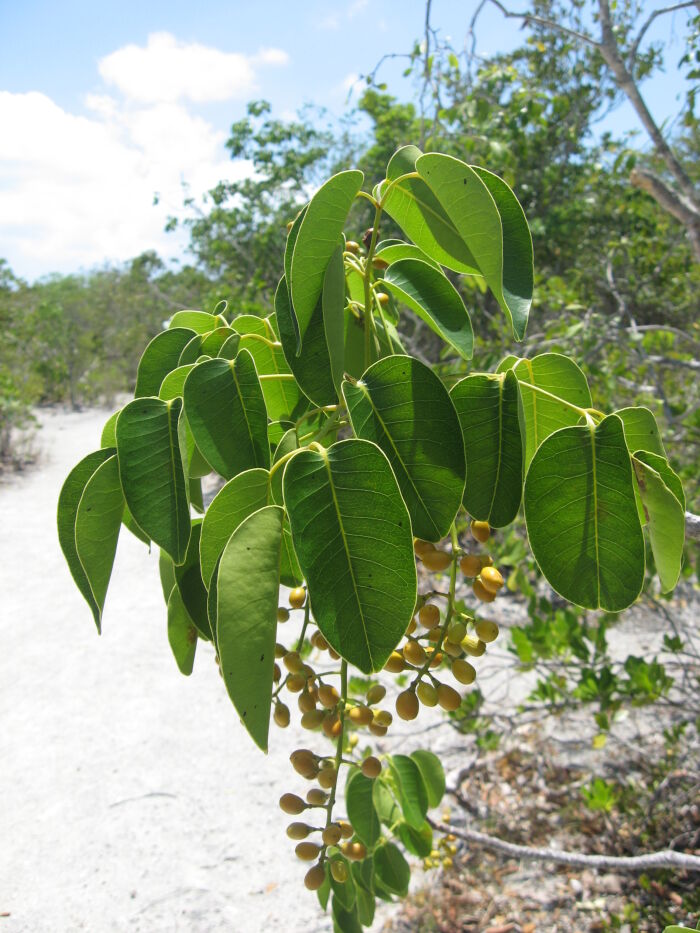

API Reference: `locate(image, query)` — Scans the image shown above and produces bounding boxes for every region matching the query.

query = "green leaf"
[323,243,346,396]
[372,779,401,826]
[343,355,465,541]
[615,407,665,458]
[388,754,429,829]
[345,771,381,847]
[416,153,532,339]
[178,334,203,366]
[632,454,684,592]
[74,455,123,629]
[275,275,337,407]
[166,584,198,675]
[397,821,433,857]
[217,332,241,360]
[380,146,480,274]
[237,330,305,422]
[330,859,356,911]
[524,415,645,611]
[634,450,684,507]
[283,440,417,673]
[159,363,212,480]
[332,898,362,933]
[410,750,446,808]
[58,447,115,628]
[199,468,270,587]
[383,259,473,360]
[373,843,410,897]
[216,505,284,751]
[169,309,225,333]
[352,874,375,927]
[501,353,592,468]
[183,351,270,479]
[200,326,236,357]
[173,520,211,640]
[270,433,304,588]
[374,241,441,270]
[290,170,363,350]
[449,370,524,527]
[283,205,307,351]
[134,328,197,397]
[116,397,191,565]
[159,549,176,603]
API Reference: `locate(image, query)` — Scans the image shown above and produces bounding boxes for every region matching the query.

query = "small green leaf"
[373,843,410,897]
[524,415,645,611]
[449,370,524,527]
[169,309,225,333]
[183,351,270,479]
[346,771,381,847]
[410,750,446,807]
[291,170,363,350]
[374,241,441,270]
[200,326,236,356]
[217,505,284,751]
[388,754,429,828]
[332,897,362,933]
[397,821,433,857]
[159,549,176,603]
[634,450,684,507]
[343,355,465,541]
[174,520,211,640]
[616,407,665,458]
[134,328,197,397]
[632,454,684,592]
[218,332,241,360]
[167,584,198,675]
[383,259,473,360]
[372,779,401,826]
[283,205,307,350]
[58,448,115,628]
[75,455,123,629]
[116,397,190,565]
[352,873,375,926]
[323,243,347,396]
[284,439,417,673]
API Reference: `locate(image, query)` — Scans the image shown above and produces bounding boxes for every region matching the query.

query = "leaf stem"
[363,203,383,368]
[517,379,602,421]
[296,599,311,653]
[378,171,420,208]
[321,658,348,855]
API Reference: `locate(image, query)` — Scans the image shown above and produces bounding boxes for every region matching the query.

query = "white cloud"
[317,0,368,30]
[0,35,290,278]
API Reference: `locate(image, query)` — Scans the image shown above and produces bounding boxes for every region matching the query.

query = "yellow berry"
[295,842,322,861]
[366,684,386,705]
[322,713,341,738]
[283,651,303,673]
[311,630,329,650]
[290,748,318,779]
[301,709,325,730]
[396,690,419,720]
[306,788,328,805]
[318,767,337,789]
[328,647,340,660]
[298,691,316,713]
[361,756,382,779]
[348,733,359,749]
[287,822,312,840]
[419,604,441,628]
[472,578,496,603]
[421,549,452,572]
[342,841,367,861]
[437,684,461,711]
[451,658,476,684]
[447,621,467,643]
[275,643,287,658]
[373,709,393,727]
[277,607,290,623]
[459,554,481,577]
[406,617,417,635]
[427,627,443,644]
[417,681,438,707]
[413,538,435,557]
[403,640,427,666]
[289,586,306,609]
[322,824,342,846]
[304,864,326,890]
[443,639,462,658]
[475,619,499,643]
[442,857,453,869]
[368,722,388,737]
[470,520,491,543]
[480,555,494,568]
[338,820,354,840]
[461,635,486,657]
[279,793,305,815]
[273,662,282,682]
[384,651,405,673]
[286,674,307,693]
[345,240,361,254]
[274,702,290,728]
[330,859,348,882]
[348,704,373,726]
[318,684,340,708]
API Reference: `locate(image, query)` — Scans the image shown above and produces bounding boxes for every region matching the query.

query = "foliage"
[57,144,686,930]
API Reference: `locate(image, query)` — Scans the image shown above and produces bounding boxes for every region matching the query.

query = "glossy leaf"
[216,505,284,752]
[397,821,433,858]
[410,750,445,808]
[388,754,429,829]
[116,397,190,564]
[383,259,473,360]
[416,153,532,339]
[616,407,665,458]
[343,355,465,541]
[74,454,123,629]
[237,330,305,422]
[134,328,197,398]
[217,333,241,360]
[200,326,236,357]
[167,584,198,676]
[283,439,417,673]
[183,351,270,479]
[449,370,524,527]
[290,170,363,350]
[632,454,684,592]
[57,447,115,628]
[373,843,410,898]
[199,468,269,587]
[323,243,346,396]
[524,415,645,611]
[345,771,381,847]
[169,309,225,333]
[173,520,211,640]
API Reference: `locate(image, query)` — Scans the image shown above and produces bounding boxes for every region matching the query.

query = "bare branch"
[629,2,697,65]
[479,0,598,46]
[630,168,700,260]
[429,818,700,872]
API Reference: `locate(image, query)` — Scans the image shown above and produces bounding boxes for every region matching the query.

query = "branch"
[686,511,700,541]
[479,0,598,47]
[629,2,697,65]
[630,168,700,261]
[429,818,700,872]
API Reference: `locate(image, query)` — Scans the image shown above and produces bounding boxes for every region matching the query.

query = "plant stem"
[517,378,603,421]
[296,599,311,653]
[323,659,348,841]
[363,203,383,368]
[412,524,460,688]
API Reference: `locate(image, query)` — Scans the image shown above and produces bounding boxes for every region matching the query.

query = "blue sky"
[0,0,693,280]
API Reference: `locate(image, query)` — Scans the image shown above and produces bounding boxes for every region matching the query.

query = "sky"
[0,0,694,281]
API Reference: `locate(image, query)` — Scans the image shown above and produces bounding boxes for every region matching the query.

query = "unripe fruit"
[470,520,491,543]
[366,684,386,705]
[461,635,486,657]
[396,690,419,720]
[373,709,393,728]
[306,788,327,806]
[301,709,325,730]
[348,704,373,726]
[280,793,305,815]
[289,586,307,609]
[274,702,290,728]
[275,643,287,658]
[283,651,303,673]
[318,767,337,789]
[419,604,440,628]
[322,824,342,846]
[295,842,322,861]
[447,621,467,644]
[342,841,367,861]
[480,555,494,568]
[403,640,427,666]
[302,664,316,681]
[413,538,435,557]
[330,859,348,882]
[369,722,388,737]
[345,240,361,254]
[298,691,316,713]
[479,566,504,594]
[290,748,318,779]
[442,857,453,870]
[437,683,461,711]
[338,820,354,839]
[286,674,306,693]
[472,578,496,603]
[273,662,282,682]
[318,684,340,709]
[361,756,382,779]
[443,639,462,658]
[328,647,340,660]
[427,648,444,668]
[372,256,389,271]
[348,733,359,748]
[322,713,341,738]
[421,549,452,572]
[417,681,438,707]
[311,630,328,650]
[304,864,326,891]
[277,607,290,623]
[427,627,443,644]
[459,554,482,577]
[287,822,312,840]
[286,220,294,233]
[452,658,476,684]
[376,291,390,305]
[406,617,417,635]
[475,619,499,643]
[384,651,405,673]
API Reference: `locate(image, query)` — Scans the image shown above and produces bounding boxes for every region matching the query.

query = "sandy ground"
[0,407,357,932]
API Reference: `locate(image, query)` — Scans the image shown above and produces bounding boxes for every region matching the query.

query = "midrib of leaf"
[589,422,601,607]
[320,449,373,669]
[356,383,440,540]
